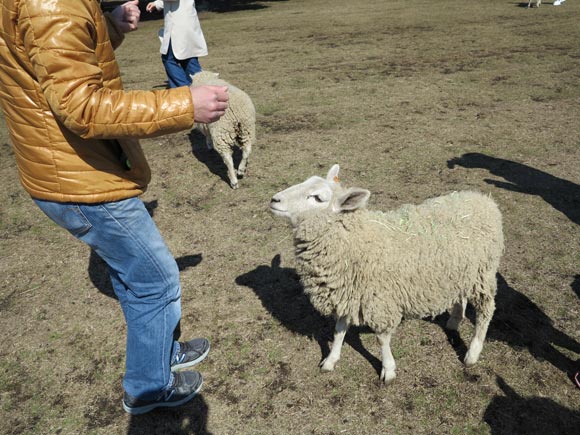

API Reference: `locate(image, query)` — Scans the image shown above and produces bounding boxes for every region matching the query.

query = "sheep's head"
[190,71,220,85]
[270,165,370,225]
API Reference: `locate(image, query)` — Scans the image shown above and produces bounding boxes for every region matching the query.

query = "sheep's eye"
[308,194,324,203]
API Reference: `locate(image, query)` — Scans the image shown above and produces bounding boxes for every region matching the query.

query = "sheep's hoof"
[320,358,336,372]
[380,369,396,385]
[230,182,239,189]
[464,353,479,367]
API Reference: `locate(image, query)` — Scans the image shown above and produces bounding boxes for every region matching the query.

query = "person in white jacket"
[146,0,208,88]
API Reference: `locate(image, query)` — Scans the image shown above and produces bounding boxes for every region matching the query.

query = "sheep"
[527,0,541,8]
[191,71,256,189]
[269,164,504,384]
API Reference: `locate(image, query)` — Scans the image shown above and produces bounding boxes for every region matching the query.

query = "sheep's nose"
[271,195,281,204]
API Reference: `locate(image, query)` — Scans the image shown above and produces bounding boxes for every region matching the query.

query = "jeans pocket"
[33,200,93,237]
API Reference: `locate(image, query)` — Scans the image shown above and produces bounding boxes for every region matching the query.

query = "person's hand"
[190,85,229,124]
[146,2,158,13]
[111,0,141,33]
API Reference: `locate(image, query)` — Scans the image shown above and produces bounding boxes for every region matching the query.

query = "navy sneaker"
[171,338,210,371]
[122,370,203,415]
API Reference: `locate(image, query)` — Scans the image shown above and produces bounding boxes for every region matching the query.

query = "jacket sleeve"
[103,12,125,50]
[20,0,195,140]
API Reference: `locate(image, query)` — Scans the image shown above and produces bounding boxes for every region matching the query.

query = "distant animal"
[528,0,541,8]
[270,164,504,384]
[191,71,255,189]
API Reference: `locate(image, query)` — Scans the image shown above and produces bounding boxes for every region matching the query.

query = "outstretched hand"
[190,85,229,124]
[111,0,141,33]
[146,2,159,13]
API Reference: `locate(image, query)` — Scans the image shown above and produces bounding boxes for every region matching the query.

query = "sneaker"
[171,338,210,371]
[122,370,203,415]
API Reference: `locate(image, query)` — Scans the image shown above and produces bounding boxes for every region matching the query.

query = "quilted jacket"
[0,0,195,203]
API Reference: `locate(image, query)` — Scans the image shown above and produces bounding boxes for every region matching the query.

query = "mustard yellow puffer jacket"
[0,0,195,203]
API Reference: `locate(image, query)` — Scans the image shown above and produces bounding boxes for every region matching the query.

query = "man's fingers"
[216,86,229,101]
[190,85,230,123]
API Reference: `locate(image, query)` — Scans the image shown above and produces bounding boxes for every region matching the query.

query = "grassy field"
[1,0,579,434]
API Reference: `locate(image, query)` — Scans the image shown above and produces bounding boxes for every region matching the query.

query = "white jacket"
[153,0,208,59]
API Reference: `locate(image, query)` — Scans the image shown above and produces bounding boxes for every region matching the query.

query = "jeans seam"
[71,205,93,234]
[96,201,175,290]
[96,200,177,394]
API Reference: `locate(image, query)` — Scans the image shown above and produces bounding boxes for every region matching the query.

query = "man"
[146,0,208,87]
[0,0,228,415]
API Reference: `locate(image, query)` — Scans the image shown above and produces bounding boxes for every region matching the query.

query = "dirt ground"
[1,0,579,434]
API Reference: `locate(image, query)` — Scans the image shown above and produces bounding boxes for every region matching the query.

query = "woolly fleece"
[191,71,256,188]
[293,191,504,332]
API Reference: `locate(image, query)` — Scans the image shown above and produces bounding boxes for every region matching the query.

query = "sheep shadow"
[126,394,211,435]
[88,200,203,299]
[447,152,580,225]
[235,254,383,374]
[436,273,580,378]
[187,130,243,189]
[484,376,580,435]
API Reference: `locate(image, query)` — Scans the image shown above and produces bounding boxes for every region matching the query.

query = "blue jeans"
[34,197,181,400]
[162,41,202,88]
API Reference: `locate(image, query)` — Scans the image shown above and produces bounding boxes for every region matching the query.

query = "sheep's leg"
[320,316,348,372]
[218,150,239,189]
[236,142,252,178]
[198,124,213,150]
[237,126,254,178]
[446,298,467,331]
[465,278,496,366]
[378,331,397,385]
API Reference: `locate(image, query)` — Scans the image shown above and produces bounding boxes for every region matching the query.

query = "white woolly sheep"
[191,71,256,189]
[527,0,541,8]
[270,165,504,384]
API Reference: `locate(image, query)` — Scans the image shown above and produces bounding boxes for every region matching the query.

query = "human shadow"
[491,274,580,378]
[437,273,580,378]
[102,0,288,17]
[126,394,212,435]
[187,130,243,189]
[196,0,288,13]
[484,376,580,435]
[447,152,580,225]
[100,1,163,21]
[236,254,382,374]
[572,275,580,299]
[89,251,202,299]
[88,200,203,299]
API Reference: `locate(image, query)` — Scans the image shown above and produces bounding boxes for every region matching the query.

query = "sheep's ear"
[336,188,370,212]
[326,164,340,183]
